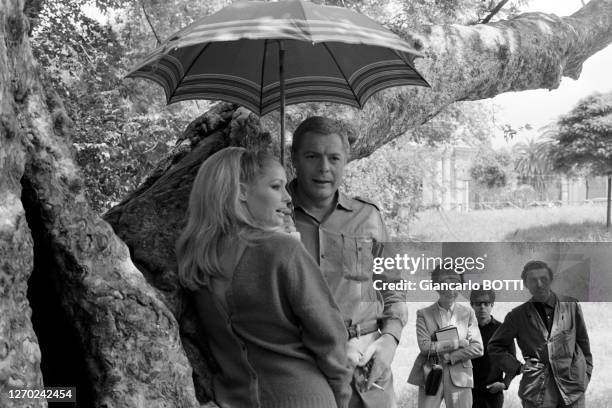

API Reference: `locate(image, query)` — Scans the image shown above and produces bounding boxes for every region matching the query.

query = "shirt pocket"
[550,329,576,359]
[342,235,374,282]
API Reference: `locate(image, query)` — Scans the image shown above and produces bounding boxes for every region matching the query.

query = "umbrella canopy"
[127,0,429,116]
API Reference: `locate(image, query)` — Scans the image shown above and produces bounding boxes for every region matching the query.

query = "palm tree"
[512,137,556,200]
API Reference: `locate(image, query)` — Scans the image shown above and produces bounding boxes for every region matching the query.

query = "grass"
[506,221,612,241]
[393,302,612,408]
[401,203,611,242]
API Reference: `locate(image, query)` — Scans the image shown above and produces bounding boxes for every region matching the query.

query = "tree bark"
[0,2,42,406]
[0,1,199,407]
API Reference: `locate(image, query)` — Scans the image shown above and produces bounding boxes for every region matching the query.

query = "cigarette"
[371,383,385,391]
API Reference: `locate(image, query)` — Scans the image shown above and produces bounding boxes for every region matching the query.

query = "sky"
[490,0,612,147]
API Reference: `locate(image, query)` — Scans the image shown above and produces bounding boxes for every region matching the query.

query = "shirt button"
[321,254,326,259]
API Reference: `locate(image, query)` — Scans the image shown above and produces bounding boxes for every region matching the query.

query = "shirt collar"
[482,316,497,327]
[531,291,557,309]
[337,190,354,211]
[436,301,455,314]
[287,179,353,212]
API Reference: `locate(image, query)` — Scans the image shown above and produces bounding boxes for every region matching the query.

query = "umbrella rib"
[392,49,431,88]
[168,42,211,102]
[321,42,362,109]
[260,39,268,116]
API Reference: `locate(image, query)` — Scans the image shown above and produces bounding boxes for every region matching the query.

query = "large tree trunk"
[0,1,199,407]
[0,2,41,406]
[2,0,612,407]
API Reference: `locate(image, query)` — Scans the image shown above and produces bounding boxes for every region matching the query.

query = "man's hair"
[470,289,496,304]
[431,266,464,284]
[521,260,554,281]
[291,116,350,157]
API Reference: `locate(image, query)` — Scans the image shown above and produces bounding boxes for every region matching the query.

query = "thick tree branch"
[342,0,612,158]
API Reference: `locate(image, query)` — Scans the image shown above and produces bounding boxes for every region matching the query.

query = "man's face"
[436,276,461,302]
[524,268,552,302]
[292,132,347,205]
[471,296,493,324]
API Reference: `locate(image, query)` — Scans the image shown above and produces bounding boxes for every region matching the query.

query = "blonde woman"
[176,147,351,408]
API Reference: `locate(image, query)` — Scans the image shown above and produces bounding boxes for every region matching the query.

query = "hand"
[358,334,398,391]
[486,382,506,394]
[522,358,544,373]
[458,338,469,348]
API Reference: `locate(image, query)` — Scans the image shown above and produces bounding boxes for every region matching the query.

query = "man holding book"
[408,266,483,408]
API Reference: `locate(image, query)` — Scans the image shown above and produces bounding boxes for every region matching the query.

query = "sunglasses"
[470,302,493,307]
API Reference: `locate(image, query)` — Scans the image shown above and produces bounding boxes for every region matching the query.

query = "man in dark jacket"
[470,289,516,408]
[488,261,593,408]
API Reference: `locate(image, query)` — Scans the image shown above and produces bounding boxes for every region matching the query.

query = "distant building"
[404,144,607,212]
[561,176,608,203]
[404,143,479,212]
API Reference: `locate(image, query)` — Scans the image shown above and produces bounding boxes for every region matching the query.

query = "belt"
[347,320,380,339]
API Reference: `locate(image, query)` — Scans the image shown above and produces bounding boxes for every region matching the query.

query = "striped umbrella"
[127,0,429,163]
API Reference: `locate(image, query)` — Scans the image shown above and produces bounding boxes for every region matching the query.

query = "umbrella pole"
[279,40,286,165]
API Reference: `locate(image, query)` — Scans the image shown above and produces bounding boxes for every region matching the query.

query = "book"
[433,326,459,343]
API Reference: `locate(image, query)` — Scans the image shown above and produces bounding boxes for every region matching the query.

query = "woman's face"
[243,161,292,228]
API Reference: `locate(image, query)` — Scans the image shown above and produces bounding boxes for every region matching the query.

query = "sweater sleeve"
[488,310,522,377]
[448,307,483,364]
[285,241,352,408]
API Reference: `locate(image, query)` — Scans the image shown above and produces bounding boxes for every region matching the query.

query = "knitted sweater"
[192,232,351,408]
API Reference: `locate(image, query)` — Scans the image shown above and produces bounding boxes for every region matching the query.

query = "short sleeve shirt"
[287,180,406,336]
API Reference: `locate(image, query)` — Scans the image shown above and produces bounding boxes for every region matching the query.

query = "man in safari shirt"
[287,116,407,408]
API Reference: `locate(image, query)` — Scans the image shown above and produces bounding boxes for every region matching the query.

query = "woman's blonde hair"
[176,147,279,290]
